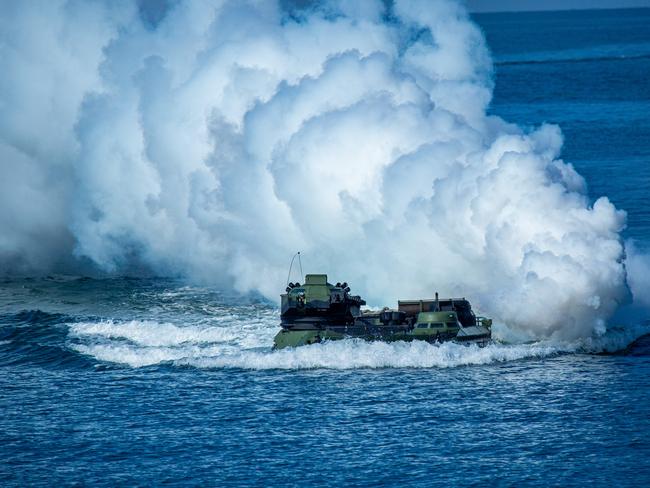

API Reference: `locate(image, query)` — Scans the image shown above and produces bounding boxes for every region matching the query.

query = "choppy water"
[5,336,650,486]
[2,276,650,487]
[3,7,650,487]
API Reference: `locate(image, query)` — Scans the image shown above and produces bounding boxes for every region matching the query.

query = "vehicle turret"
[280,274,366,327]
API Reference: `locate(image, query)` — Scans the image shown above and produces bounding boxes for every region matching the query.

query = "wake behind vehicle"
[273,274,492,349]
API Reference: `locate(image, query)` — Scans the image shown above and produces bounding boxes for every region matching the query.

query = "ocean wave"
[0,310,96,368]
[2,309,644,370]
[183,340,571,370]
[65,317,650,370]
[69,320,246,347]
[70,336,567,369]
[497,53,650,66]
[69,316,277,346]
[495,43,650,66]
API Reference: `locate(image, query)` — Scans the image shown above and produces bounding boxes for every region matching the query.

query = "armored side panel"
[398,298,477,328]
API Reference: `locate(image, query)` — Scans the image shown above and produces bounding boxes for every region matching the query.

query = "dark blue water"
[2,8,650,487]
[484,8,650,249]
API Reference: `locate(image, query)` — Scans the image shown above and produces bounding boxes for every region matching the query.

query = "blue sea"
[2,8,650,487]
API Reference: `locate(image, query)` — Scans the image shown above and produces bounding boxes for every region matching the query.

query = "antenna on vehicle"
[286,251,304,286]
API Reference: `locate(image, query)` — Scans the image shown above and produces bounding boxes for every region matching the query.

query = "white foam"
[71,342,238,368]
[67,317,586,369]
[178,340,570,370]
[68,315,650,369]
[70,320,245,347]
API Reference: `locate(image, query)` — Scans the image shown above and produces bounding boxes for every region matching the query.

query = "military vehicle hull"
[273,325,491,349]
[273,274,492,349]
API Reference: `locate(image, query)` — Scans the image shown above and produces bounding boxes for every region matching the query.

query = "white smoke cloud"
[0,0,645,340]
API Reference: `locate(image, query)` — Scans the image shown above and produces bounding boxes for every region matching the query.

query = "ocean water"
[484,8,650,249]
[2,8,650,487]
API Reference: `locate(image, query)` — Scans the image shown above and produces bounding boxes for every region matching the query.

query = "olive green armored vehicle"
[273,274,492,349]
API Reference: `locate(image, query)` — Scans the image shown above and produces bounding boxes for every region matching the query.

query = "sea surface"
[2,8,650,487]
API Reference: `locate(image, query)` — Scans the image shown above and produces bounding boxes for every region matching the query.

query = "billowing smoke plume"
[0,0,644,340]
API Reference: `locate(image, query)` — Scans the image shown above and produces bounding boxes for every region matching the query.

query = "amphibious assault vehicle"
[273,274,492,349]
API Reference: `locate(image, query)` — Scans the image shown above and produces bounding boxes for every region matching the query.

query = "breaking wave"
[2,295,648,370]
[497,53,650,66]
[495,43,650,65]
[66,317,650,370]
